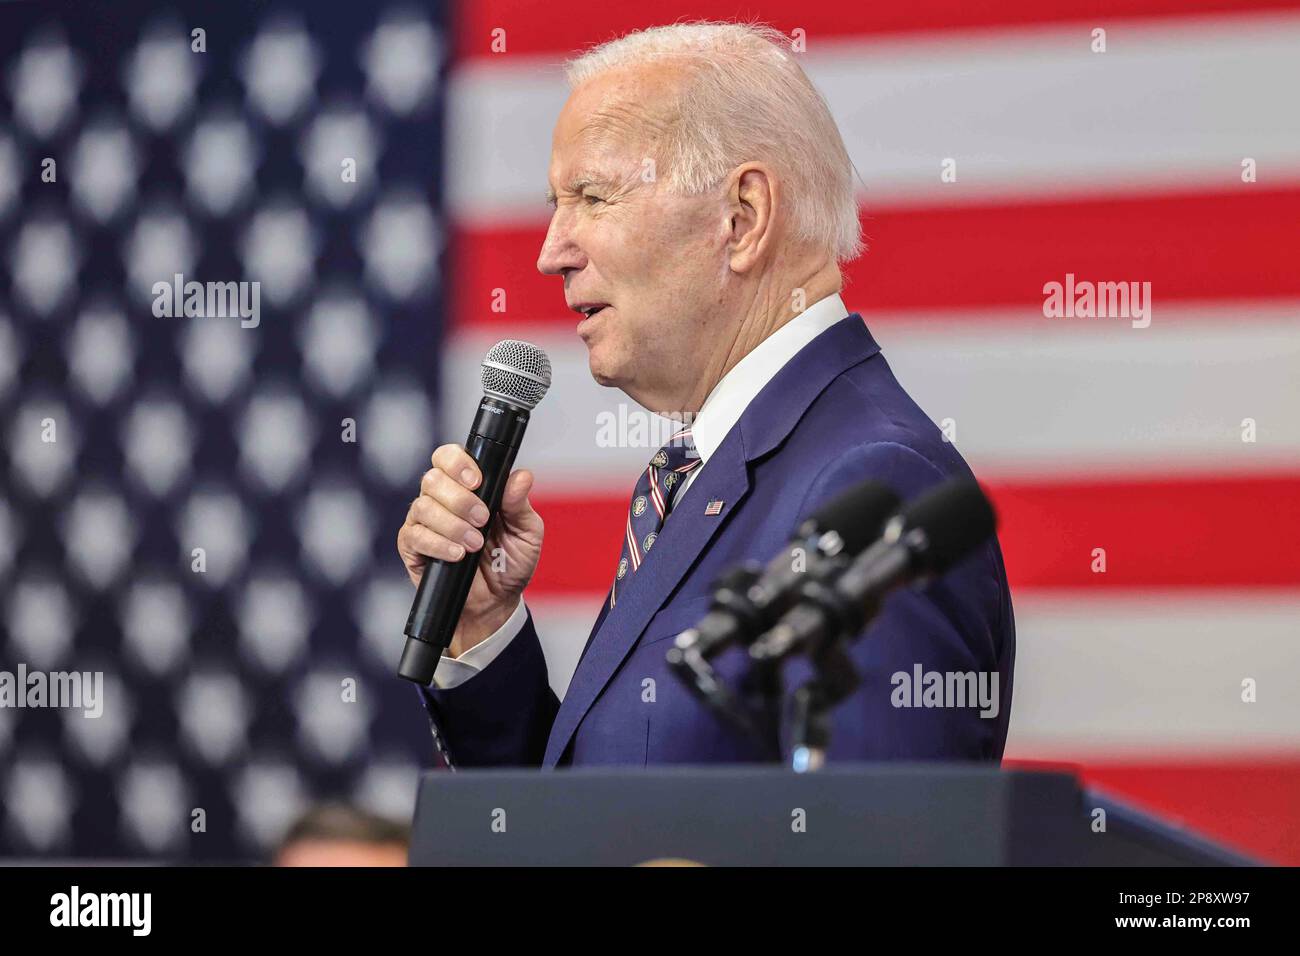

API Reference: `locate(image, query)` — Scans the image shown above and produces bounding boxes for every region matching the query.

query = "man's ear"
[727,165,776,273]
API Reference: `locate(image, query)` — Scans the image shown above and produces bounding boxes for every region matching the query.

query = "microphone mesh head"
[481,340,552,409]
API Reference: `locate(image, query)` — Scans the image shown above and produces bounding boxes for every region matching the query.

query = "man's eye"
[583,193,605,205]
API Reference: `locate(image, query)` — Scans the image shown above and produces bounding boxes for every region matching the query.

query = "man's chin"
[583,341,621,387]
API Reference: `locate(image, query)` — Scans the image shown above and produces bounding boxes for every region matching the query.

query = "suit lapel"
[544,433,750,767]
[542,315,882,768]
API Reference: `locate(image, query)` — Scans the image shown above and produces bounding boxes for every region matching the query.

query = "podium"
[408,764,1253,866]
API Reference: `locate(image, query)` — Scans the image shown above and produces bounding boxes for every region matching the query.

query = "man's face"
[538,64,731,414]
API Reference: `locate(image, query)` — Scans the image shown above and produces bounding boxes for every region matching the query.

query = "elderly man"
[397,22,1015,768]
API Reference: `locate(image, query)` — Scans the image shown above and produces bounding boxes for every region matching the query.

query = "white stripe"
[526,590,1300,749]
[443,303,1300,490]
[448,14,1300,222]
[1004,589,1300,756]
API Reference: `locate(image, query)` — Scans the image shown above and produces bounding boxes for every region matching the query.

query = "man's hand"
[397,444,543,658]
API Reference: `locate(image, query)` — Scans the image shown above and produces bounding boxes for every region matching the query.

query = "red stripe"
[1005,755,1300,865]
[454,1,1300,61]
[527,473,1300,594]
[450,187,1300,330]
[988,473,1300,590]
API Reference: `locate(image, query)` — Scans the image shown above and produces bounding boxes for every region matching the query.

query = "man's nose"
[536,210,586,276]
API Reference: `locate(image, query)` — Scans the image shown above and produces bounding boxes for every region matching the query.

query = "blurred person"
[397,22,1015,767]
[273,802,410,867]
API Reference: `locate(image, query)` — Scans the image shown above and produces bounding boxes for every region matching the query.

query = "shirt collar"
[688,292,849,466]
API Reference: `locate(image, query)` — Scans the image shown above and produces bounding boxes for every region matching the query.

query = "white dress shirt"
[430,292,851,689]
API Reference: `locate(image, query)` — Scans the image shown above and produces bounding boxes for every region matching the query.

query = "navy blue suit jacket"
[418,315,1015,768]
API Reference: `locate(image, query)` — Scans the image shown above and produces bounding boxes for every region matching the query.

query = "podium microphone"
[750,477,996,663]
[669,478,900,663]
[665,479,900,731]
[397,341,552,685]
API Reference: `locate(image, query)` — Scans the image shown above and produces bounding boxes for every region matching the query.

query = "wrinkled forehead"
[551,65,682,168]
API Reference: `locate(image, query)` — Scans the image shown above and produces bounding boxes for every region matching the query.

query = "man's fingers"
[501,469,534,509]
[431,444,481,491]
[408,495,486,552]
[419,467,491,527]
[401,522,466,563]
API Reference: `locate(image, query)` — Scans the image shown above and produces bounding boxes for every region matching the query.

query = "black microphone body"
[398,396,531,684]
[398,339,552,686]
[750,478,996,663]
[670,479,900,662]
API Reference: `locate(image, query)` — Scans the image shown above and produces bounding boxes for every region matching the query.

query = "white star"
[121,396,194,496]
[124,27,201,131]
[69,118,140,222]
[240,20,320,125]
[184,111,259,215]
[180,319,257,405]
[300,103,381,207]
[60,488,137,589]
[0,315,20,401]
[5,574,75,669]
[355,572,415,669]
[300,288,378,397]
[120,578,192,677]
[361,379,436,486]
[10,217,80,315]
[67,304,135,406]
[8,35,82,138]
[177,672,250,765]
[239,201,317,305]
[7,399,79,497]
[236,570,312,673]
[354,757,420,822]
[118,761,188,854]
[3,758,75,851]
[64,671,133,766]
[123,205,199,305]
[231,761,306,850]
[176,488,252,588]
[361,12,442,115]
[0,134,21,219]
[296,483,373,585]
[360,191,440,300]
[237,388,315,492]
[294,670,373,764]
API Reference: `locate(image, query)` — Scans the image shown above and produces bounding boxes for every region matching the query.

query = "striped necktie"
[609,427,701,609]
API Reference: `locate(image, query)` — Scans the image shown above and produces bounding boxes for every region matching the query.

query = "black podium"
[408,764,1253,866]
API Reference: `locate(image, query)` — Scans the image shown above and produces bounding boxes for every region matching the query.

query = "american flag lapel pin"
[704,499,725,516]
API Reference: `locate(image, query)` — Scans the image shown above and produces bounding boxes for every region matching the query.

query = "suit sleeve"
[416,606,560,767]
[783,441,1015,762]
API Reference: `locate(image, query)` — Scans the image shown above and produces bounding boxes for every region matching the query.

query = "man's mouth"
[572,303,610,321]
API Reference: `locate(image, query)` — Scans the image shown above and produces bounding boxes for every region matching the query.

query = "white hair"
[565,21,864,264]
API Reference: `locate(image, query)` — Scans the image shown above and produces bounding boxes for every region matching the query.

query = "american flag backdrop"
[1,0,1298,866]
[0,0,447,861]
[437,1,1300,863]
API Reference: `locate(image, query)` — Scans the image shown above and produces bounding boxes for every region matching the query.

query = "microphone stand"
[788,639,859,773]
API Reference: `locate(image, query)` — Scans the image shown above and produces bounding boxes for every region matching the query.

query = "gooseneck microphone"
[669,479,901,662]
[664,479,900,738]
[398,340,552,685]
[749,477,996,663]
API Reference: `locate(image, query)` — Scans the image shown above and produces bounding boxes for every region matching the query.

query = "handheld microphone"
[397,340,552,685]
[750,477,996,663]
